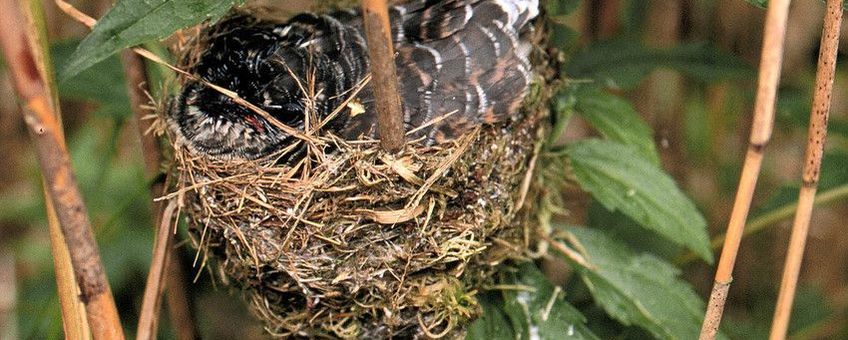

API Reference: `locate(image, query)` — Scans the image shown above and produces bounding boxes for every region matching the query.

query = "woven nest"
[159,9,557,340]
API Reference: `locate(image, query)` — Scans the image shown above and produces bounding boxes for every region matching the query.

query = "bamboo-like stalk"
[698,0,792,338]
[0,0,124,339]
[136,199,177,340]
[122,50,198,340]
[677,183,848,265]
[769,0,843,338]
[360,0,405,152]
[51,2,201,336]
[586,0,621,40]
[46,199,92,339]
[19,0,92,336]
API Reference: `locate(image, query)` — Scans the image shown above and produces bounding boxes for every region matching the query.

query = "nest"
[159,7,557,339]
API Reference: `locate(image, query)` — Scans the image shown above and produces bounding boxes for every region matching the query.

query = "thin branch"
[54,0,318,147]
[22,0,92,336]
[0,0,124,339]
[769,0,844,338]
[120,49,198,340]
[677,183,848,265]
[46,199,91,339]
[360,0,405,152]
[699,0,792,337]
[136,199,178,340]
[50,3,203,336]
[55,0,200,336]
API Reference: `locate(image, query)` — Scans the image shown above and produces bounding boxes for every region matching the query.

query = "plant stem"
[676,183,848,265]
[121,49,198,340]
[769,0,843,338]
[0,1,124,338]
[53,1,201,335]
[361,0,405,152]
[699,0,791,337]
[23,0,91,335]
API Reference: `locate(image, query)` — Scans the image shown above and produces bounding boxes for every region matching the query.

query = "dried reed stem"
[361,0,405,152]
[46,198,91,339]
[31,1,92,335]
[136,199,177,340]
[699,0,792,338]
[0,0,124,338]
[121,50,198,340]
[677,183,848,265]
[769,0,843,338]
[52,2,201,335]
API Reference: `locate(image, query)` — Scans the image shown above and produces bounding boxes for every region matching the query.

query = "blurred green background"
[1,0,847,339]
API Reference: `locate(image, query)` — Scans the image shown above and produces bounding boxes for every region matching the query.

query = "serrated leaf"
[745,0,767,8]
[573,87,660,164]
[466,292,514,340]
[557,226,722,340]
[51,40,130,119]
[566,39,752,90]
[61,0,244,80]
[587,201,682,259]
[501,263,600,340]
[567,139,713,262]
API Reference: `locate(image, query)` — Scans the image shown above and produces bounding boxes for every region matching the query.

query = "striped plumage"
[169,0,539,159]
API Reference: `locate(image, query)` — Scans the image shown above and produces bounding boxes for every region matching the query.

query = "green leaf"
[61,0,244,80]
[567,139,713,262]
[549,89,577,145]
[545,0,581,16]
[557,226,722,340]
[466,292,514,340]
[745,0,767,8]
[566,39,752,90]
[587,201,682,259]
[573,86,660,164]
[501,263,600,340]
[52,40,131,119]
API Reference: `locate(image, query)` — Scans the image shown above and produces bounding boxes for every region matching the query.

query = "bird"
[167,0,540,160]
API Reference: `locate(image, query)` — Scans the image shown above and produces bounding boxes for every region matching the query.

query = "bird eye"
[265,102,304,125]
[281,103,302,114]
[272,102,304,124]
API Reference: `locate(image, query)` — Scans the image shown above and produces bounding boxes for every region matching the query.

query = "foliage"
[52,40,131,119]
[4,0,847,339]
[61,0,245,80]
[567,139,712,262]
[468,264,599,339]
[566,39,752,90]
[560,86,660,164]
[557,227,717,339]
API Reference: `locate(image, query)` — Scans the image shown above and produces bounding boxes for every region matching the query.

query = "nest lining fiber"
[160,10,554,340]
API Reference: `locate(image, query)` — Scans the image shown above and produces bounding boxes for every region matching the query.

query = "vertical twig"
[699,0,792,338]
[53,1,201,336]
[46,199,92,339]
[0,0,124,339]
[122,50,198,340]
[360,0,405,152]
[136,198,177,340]
[769,0,843,338]
[587,0,621,40]
[14,1,92,337]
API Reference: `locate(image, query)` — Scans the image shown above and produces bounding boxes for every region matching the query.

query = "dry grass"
[151,14,556,338]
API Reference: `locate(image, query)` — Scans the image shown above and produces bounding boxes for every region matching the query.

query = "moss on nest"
[159,6,558,339]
